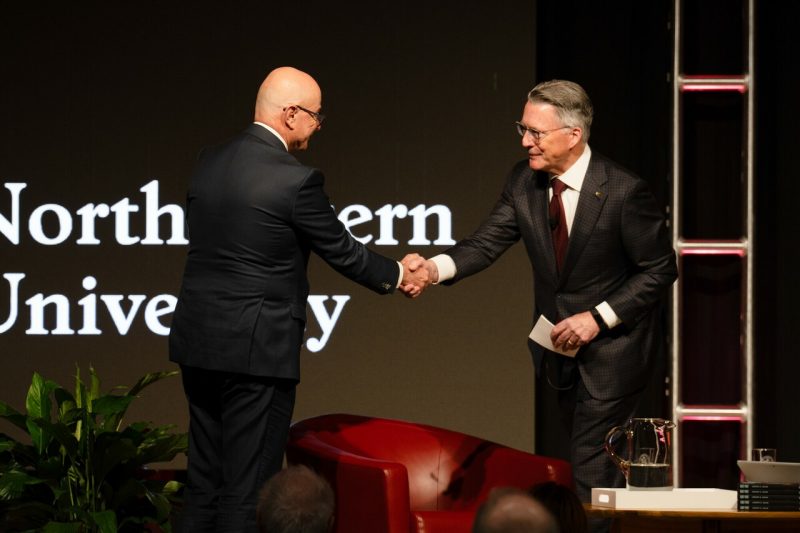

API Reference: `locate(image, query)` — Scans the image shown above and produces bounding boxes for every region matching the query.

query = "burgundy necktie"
[549,178,568,272]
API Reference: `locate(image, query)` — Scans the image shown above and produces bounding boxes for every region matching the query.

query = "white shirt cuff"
[430,254,456,284]
[396,262,404,288]
[596,301,622,329]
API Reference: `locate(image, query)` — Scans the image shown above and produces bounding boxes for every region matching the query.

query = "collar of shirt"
[253,121,288,151]
[553,144,592,192]
[549,145,592,234]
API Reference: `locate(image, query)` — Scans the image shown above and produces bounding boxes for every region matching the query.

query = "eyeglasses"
[293,105,326,125]
[515,122,571,142]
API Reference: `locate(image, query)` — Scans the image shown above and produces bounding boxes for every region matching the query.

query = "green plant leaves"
[26,373,58,420]
[101,370,178,433]
[92,395,134,417]
[93,434,138,484]
[0,366,186,531]
[91,510,117,533]
[54,387,77,420]
[35,419,79,460]
[144,487,172,523]
[89,367,101,408]
[126,370,179,399]
[162,480,183,496]
[43,521,83,532]
[25,373,59,454]
[137,431,189,465]
[0,470,45,500]
[0,400,29,432]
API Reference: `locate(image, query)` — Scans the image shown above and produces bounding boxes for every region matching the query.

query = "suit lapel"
[559,156,608,284]
[526,169,560,281]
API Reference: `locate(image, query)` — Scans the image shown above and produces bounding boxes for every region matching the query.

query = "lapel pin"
[595,191,603,198]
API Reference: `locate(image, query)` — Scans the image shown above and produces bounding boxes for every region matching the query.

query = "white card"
[528,314,579,357]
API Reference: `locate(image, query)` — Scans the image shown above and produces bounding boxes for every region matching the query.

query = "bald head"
[473,488,559,533]
[255,67,323,152]
[255,67,321,118]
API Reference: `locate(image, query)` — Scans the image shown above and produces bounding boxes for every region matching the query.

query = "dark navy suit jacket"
[169,124,398,380]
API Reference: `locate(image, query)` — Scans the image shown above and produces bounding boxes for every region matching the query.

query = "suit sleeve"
[443,166,524,283]
[291,169,399,294]
[605,178,678,325]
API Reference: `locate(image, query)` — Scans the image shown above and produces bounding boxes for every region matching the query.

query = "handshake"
[399,254,438,298]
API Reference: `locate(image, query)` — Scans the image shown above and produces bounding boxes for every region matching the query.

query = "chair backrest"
[291,414,449,510]
[289,414,572,512]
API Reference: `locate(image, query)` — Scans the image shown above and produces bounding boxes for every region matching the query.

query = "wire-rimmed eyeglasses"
[293,105,326,125]
[514,122,571,142]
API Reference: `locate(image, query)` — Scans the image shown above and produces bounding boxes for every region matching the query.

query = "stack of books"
[737,482,800,511]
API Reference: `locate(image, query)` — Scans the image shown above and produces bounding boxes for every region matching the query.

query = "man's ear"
[283,105,297,130]
[568,127,583,149]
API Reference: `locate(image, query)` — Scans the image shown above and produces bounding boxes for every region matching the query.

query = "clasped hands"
[399,253,438,298]
[550,311,600,350]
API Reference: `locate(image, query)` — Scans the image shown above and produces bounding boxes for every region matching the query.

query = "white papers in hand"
[528,315,579,357]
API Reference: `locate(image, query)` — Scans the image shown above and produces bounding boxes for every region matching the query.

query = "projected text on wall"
[0,181,456,351]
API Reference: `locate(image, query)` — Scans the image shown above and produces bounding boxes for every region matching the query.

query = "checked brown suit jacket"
[444,152,677,400]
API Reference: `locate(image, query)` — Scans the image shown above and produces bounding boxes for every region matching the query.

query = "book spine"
[738,506,800,511]
[738,494,800,503]
[739,483,800,491]
[738,490,800,496]
[740,487,800,491]
[737,500,800,509]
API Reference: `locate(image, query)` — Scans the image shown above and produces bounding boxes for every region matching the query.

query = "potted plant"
[0,366,187,532]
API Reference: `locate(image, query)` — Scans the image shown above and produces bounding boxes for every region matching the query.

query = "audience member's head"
[256,465,334,533]
[472,487,559,533]
[529,481,588,533]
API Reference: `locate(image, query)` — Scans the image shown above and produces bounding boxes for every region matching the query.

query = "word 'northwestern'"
[1,181,456,246]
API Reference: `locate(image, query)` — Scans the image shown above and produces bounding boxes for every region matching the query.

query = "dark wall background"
[3,0,796,478]
[534,0,673,460]
[535,0,800,468]
[755,1,800,460]
[0,1,540,462]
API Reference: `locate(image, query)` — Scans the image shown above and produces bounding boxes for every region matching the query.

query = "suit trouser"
[179,365,296,533]
[547,354,643,533]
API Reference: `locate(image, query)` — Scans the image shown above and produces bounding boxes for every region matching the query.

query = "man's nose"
[522,134,534,149]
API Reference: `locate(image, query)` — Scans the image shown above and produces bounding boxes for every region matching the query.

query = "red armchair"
[285,413,573,533]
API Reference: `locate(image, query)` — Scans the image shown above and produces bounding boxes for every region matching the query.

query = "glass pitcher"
[604,417,676,490]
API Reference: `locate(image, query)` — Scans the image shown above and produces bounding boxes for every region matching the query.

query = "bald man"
[169,67,429,532]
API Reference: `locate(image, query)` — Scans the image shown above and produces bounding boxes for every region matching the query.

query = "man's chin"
[528,156,544,170]
[290,140,309,152]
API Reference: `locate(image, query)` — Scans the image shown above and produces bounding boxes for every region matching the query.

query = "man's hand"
[551,311,600,350]
[398,254,438,298]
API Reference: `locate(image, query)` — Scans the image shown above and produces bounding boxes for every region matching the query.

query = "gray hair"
[473,487,559,533]
[527,80,593,143]
[257,465,335,533]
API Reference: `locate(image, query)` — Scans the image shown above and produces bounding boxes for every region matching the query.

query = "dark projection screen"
[1,2,540,463]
